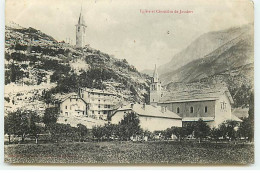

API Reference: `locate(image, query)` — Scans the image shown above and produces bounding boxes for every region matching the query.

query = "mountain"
[164,24,254,108]
[4,23,151,108]
[157,24,253,83]
[163,24,253,85]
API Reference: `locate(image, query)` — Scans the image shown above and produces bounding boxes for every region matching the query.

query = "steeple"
[150,64,162,106]
[152,64,159,83]
[78,6,86,26]
[75,4,87,48]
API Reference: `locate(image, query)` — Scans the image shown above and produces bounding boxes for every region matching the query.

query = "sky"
[5,0,253,71]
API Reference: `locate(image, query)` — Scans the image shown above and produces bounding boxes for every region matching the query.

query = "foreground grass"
[4,141,254,165]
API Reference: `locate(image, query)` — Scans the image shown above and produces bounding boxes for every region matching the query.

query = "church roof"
[159,85,234,104]
[115,104,182,120]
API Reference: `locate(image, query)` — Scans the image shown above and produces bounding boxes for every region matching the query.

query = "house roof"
[231,113,243,122]
[80,87,117,96]
[115,104,182,120]
[159,86,234,104]
[60,94,87,105]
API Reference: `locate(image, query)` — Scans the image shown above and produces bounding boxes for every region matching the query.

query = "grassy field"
[4,141,254,165]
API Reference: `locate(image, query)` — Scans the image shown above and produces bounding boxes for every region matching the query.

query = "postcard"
[4,0,254,165]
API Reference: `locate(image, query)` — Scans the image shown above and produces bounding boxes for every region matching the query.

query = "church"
[149,65,242,128]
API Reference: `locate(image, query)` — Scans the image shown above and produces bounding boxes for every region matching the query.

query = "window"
[177,107,180,113]
[92,111,94,114]
[190,107,194,113]
[221,102,227,109]
[98,105,100,108]
[98,111,100,114]
[78,27,80,32]
[83,111,84,115]
[205,106,208,113]
[65,106,67,109]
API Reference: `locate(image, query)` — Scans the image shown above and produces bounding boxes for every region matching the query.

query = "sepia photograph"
[3,0,255,165]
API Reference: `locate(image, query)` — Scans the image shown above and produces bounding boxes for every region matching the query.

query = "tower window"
[78,27,80,32]
[190,107,194,113]
[177,107,180,113]
[205,106,208,113]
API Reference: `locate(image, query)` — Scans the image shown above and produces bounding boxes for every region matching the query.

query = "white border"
[0,0,259,170]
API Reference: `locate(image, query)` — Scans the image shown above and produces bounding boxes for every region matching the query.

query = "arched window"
[205,106,208,113]
[177,107,180,113]
[190,106,194,113]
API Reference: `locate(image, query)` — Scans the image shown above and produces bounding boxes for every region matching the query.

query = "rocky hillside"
[4,24,151,106]
[156,24,253,83]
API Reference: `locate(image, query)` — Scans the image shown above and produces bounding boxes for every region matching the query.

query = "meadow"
[4,141,254,165]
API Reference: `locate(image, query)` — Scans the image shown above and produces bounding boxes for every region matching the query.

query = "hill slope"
[157,24,253,81]
[4,23,151,109]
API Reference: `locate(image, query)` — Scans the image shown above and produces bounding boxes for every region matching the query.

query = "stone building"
[111,103,182,132]
[149,65,242,128]
[60,88,122,121]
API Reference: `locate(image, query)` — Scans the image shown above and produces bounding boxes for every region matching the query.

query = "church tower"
[150,65,162,106]
[76,7,87,48]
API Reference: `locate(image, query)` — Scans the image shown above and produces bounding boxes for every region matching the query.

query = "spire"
[78,4,85,25]
[153,64,159,83]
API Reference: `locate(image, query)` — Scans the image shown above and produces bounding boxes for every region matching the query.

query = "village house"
[78,87,122,120]
[60,94,87,118]
[149,65,242,128]
[59,88,122,121]
[111,103,182,132]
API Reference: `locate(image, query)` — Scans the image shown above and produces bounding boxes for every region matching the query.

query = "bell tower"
[76,6,87,48]
[150,65,162,106]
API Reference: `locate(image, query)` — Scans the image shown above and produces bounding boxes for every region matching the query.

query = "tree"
[48,123,76,142]
[238,118,253,141]
[92,125,104,141]
[210,127,222,142]
[43,107,59,126]
[218,120,239,141]
[225,120,239,141]
[118,112,141,140]
[103,123,116,140]
[77,124,88,142]
[4,110,41,143]
[194,119,210,143]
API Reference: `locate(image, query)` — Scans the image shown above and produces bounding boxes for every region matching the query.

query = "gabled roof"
[159,85,234,104]
[60,94,87,105]
[231,113,243,122]
[115,104,182,120]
